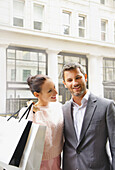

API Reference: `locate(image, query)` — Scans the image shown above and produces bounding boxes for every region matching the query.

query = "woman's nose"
[54,89,58,95]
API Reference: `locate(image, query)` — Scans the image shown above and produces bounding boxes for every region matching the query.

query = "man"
[62,62,115,170]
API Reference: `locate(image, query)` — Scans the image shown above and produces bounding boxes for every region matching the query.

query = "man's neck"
[72,89,88,106]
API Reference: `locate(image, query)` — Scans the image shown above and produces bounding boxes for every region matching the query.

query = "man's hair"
[62,62,86,81]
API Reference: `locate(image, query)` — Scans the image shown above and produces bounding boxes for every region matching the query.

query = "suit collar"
[77,93,97,147]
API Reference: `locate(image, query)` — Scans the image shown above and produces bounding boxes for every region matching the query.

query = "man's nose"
[73,79,78,86]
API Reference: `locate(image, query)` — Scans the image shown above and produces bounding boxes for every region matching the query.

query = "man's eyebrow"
[66,77,72,81]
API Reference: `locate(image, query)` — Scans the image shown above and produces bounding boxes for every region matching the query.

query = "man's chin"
[73,91,84,97]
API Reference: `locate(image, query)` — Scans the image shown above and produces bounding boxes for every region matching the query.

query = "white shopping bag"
[22,125,46,170]
[0,116,46,170]
[0,116,31,167]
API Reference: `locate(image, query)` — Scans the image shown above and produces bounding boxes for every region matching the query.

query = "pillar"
[0,44,8,113]
[88,54,104,97]
[46,49,60,92]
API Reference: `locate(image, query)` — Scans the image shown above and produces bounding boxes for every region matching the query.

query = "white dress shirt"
[72,90,90,141]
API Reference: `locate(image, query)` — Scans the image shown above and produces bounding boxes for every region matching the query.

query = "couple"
[21,62,115,170]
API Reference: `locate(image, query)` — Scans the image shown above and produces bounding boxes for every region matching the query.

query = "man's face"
[63,68,87,98]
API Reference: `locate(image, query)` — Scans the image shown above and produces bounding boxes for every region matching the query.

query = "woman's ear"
[33,92,39,98]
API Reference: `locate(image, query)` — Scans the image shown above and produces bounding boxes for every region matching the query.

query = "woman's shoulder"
[49,101,62,109]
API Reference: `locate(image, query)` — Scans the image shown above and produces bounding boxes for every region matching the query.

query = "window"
[101,20,107,41]
[103,58,115,101]
[23,52,30,60]
[100,0,105,4]
[23,70,31,82]
[78,15,86,38]
[62,11,71,35]
[11,69,16,81]
[103,58,115,82]
[104,88,115,101]
[58,53,88,103]
[6,46,48,113]
[33,4,44,30]
[114,22,115,43]
[13,0,24,27]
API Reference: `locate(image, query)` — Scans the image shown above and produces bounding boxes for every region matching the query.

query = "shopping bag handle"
[18,102,33,122]
[7,102,33,122]
[7,108,22,121]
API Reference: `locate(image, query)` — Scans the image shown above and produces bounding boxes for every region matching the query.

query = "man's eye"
[67,79,72,82]
[76,76,81,79]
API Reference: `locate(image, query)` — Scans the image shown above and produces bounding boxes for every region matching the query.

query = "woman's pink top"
[21,102,63,170]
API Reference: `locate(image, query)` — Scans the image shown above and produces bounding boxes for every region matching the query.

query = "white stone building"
[0,0,115,114]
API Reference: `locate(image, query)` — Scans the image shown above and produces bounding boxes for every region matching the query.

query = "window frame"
[13,0,25,27]
[103,57,115,82]
[6,46,48,113]
[114,21,115,43]
[78,14,86,38]
[101,19,108,41]
[62,10,71,35]
[100,0,105,4]
[33,3,44,31]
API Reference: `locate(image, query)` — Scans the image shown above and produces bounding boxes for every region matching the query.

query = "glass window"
[62,11,70,35]
[103,58,115,82]
[7,49,15,59]
[33,4,44,30]
[7,59,15,81]
[23,70,31,82]
[13,0,24,27]
[11,69,16,81]
[78,15,86,38]
[100,0,105,4]
[101,20,107,41]
[39,53,46,62]
[103,58,115,101]
[114,22,115,43]
[6,47,47,113]
[104,88,115,101]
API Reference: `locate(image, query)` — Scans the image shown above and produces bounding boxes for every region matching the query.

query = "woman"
[20,74,63,170]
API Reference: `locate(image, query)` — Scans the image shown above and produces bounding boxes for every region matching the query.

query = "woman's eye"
[48,89,52,93]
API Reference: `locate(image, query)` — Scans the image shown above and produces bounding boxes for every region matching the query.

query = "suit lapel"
[63,101,78,148]
[77,93,97,147]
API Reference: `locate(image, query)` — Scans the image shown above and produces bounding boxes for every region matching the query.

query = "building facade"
[0,0,115,114]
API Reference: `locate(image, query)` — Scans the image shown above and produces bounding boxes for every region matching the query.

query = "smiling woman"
[19,74,64,170]
[27,75,57,106]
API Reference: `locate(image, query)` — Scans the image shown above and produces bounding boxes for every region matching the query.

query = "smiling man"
[62,62,115,170]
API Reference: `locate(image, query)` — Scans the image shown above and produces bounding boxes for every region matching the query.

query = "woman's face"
[37,78,57,106]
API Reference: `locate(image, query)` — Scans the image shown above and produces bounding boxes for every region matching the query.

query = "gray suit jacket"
[62,93,115,170]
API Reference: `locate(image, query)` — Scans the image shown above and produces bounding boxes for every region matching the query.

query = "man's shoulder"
[90,93,114,105]
[62,100,72,109]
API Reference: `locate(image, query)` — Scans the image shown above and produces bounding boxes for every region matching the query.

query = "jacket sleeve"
[106,101,115,170]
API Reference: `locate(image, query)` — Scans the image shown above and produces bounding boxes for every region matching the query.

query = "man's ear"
[85,74,87,82]
[63,80,67,88]
[33,92,39,98]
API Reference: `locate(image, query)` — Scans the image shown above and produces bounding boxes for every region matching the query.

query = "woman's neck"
[35,101,49,107]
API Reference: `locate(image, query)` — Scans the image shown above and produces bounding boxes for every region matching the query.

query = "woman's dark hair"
[27,74,50,94]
